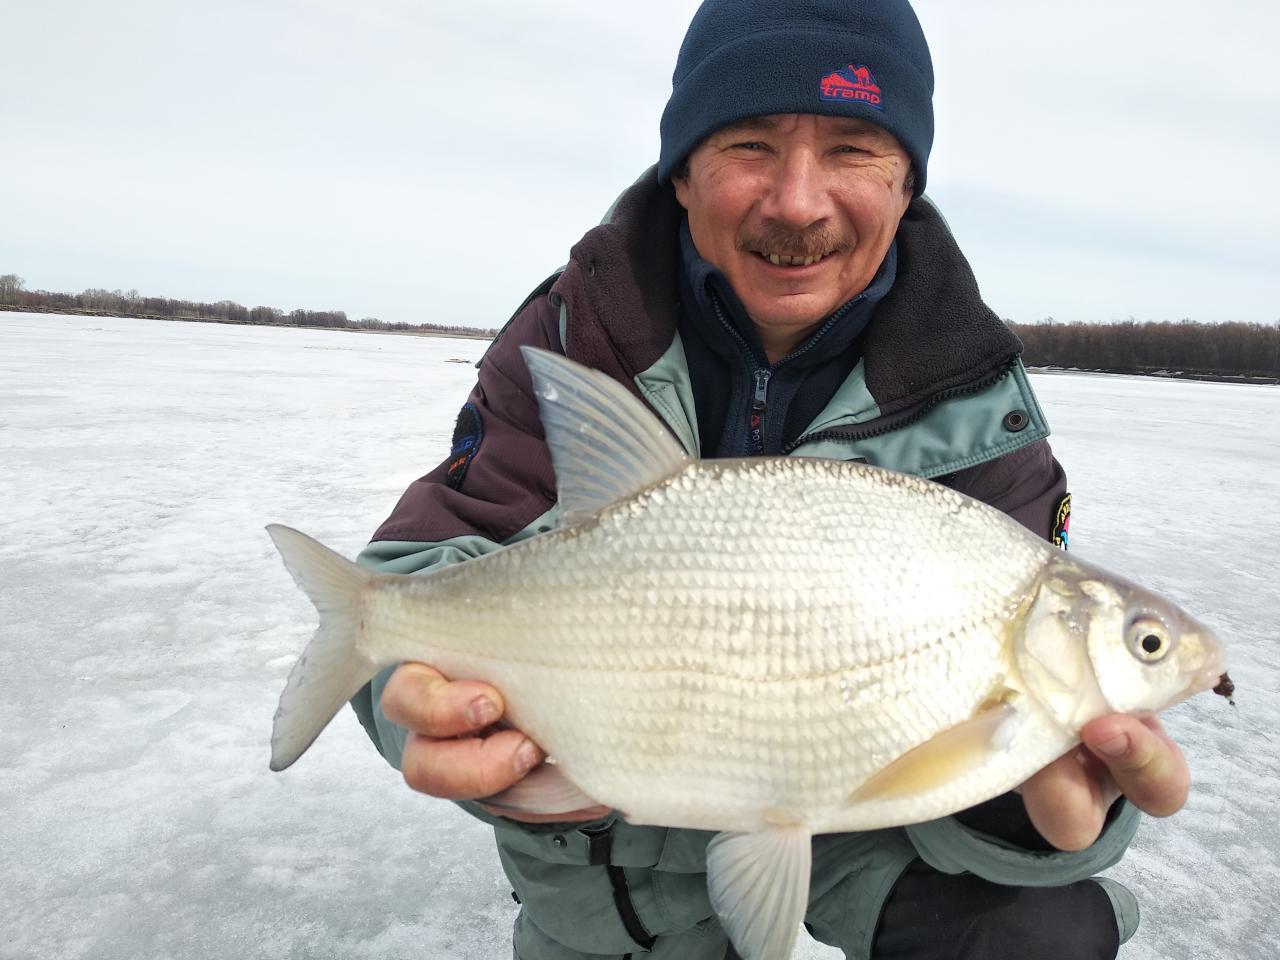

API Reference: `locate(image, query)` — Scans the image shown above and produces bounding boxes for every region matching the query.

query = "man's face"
[673,113,913,361]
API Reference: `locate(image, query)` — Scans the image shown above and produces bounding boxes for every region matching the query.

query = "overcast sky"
[3,0,1277,328]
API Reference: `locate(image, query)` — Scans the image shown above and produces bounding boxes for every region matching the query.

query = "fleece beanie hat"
[658,0,934,194]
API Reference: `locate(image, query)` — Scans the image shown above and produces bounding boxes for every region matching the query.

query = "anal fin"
[707,824,812,960]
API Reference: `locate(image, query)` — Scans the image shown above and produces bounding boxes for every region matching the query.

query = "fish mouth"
[1177,616,1227,702]
[1185,659,1229,700]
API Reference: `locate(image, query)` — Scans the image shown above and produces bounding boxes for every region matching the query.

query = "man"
[352,1,1190,957]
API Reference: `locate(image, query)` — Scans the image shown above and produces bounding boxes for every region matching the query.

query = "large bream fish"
[268,347,1226,960]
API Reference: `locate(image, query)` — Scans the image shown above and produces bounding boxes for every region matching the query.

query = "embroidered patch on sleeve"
[445,403,483,491]
[1052,493,1072,550]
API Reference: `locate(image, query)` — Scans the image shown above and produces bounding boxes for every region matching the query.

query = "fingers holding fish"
[381,661,505,737]
[1020,746,1120,852]
[1021,714,1191,851]
[401,726,544,801]
[1081,713,1190,820]
[381,661,543,800]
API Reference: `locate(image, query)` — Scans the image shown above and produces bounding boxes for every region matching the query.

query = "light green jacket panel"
[907,803,1142,886]
[635,334,1051,477]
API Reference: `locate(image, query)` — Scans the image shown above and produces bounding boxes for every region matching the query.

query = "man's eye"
[733,141,766,151]
[836,145,868,154]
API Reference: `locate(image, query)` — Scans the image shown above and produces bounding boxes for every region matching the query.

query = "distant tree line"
[3,273,1276,377]
[1008,318,1279,380]
[0,273,498,338]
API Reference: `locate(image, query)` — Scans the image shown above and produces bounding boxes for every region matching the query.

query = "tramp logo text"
[819,64,883,110]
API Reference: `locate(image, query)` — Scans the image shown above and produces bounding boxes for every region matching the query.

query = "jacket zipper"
[750,368,771,454]
[710,299,772,454]
[711,297,848,455]
[780,358,1019,455]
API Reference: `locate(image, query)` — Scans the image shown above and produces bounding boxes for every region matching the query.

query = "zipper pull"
[753,368,771,409]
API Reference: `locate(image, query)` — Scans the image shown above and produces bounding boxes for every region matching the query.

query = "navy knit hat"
[658,0,935,194]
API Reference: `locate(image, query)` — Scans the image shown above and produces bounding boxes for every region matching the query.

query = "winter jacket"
[349,168,1141,958]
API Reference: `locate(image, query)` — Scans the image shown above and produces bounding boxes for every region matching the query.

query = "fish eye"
[1127,617,1174,663]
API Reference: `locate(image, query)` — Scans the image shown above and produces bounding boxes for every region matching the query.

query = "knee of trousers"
[871,862,1129,960]
[963,881,1123,959]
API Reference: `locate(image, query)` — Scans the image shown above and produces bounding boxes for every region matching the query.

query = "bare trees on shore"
[0,278,498,338]
[1009,318,1279,380]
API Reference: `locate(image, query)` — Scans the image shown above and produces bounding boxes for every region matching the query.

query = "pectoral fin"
[849,701,1020,804]
[706,824,812,960]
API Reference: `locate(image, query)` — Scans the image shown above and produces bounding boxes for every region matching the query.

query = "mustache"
[737,222,853,258]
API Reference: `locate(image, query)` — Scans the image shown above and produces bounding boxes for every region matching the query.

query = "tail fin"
[266,524,380,771]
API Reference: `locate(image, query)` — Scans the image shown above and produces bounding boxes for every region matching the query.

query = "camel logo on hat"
[819,64,883,110]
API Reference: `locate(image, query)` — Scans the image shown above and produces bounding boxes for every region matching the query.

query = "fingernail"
[466,696,498,727]
[1093,734,1129,758]
[515,740,540,774]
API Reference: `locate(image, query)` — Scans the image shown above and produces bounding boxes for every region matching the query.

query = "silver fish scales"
[267,347,1225,960]
[377,457,1042,833]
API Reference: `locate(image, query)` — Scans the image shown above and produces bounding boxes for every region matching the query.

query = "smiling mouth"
[753,251,832,267]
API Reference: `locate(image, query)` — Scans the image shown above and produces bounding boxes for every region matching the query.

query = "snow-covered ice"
[1,313,1276,959]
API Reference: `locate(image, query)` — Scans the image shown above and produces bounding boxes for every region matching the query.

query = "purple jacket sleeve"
[943,439,1068,544]
[371,295,564,546]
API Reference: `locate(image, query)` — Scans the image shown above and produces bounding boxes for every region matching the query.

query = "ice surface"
[1,314,1275,959]
[1026,371,1280,959]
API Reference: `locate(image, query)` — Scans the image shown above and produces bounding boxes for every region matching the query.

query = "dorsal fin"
[520,347,689,524]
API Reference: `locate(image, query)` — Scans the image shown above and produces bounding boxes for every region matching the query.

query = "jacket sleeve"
[925,438,1141,884]
[348,292,565,768]
[905,795,1141,886]
[943,437,1067,541]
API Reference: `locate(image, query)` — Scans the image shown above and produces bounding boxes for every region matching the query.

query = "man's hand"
[380,662,610,824]
[1020,714,1190,851]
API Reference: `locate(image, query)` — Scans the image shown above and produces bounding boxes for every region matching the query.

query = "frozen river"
[1,313,1276,959]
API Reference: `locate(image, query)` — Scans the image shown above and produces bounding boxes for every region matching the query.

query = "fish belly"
[365,458,1052,832]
